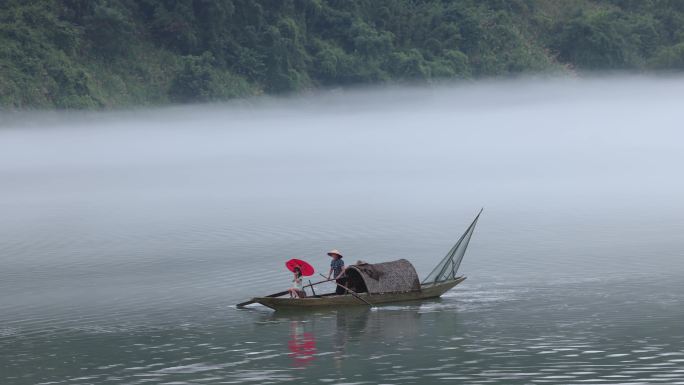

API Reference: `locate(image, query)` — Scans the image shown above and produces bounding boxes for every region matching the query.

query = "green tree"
[169,52,221,102]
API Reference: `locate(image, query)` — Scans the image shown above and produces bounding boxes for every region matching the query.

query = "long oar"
[236,290,289,308]
[236,278,332,308]
[319,273,373,307]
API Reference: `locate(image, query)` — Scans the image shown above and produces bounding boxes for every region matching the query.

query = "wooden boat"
[253,276,467,310]
[239,209,482,311]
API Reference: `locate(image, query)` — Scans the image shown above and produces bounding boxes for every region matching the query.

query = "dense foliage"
[3,0,684,108]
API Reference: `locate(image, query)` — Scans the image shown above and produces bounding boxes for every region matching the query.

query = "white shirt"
[292,276,303,290]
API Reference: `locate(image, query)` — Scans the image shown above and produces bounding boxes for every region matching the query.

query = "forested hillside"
[3,0,684,109]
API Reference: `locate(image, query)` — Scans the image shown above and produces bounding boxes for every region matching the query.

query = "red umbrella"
[286,259,315,276]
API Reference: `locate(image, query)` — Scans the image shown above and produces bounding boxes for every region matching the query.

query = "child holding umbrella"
[286,259,314,298]
[289,267,306,298]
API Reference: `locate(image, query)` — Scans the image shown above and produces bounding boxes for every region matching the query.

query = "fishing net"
[422,209,482,285]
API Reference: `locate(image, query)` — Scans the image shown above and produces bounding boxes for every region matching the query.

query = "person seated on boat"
[327,249,346,295]
[288,266,307,298]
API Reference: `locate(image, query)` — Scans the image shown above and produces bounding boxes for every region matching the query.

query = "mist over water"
[2,76,684,384]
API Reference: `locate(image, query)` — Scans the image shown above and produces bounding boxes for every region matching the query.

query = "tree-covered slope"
[2,0,684,109]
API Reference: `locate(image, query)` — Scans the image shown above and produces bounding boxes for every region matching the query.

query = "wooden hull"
[252,276,466,311]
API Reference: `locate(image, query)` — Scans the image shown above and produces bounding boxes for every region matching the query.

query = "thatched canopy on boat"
[345,259,421,294]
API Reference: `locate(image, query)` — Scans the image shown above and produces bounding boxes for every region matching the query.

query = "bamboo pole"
[319,273,372,307]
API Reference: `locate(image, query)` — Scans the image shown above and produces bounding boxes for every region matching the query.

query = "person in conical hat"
[327,249,347,295]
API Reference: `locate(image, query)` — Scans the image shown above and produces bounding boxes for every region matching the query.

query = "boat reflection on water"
[288,320,316,367]
[331,308,370,368]
[267,303,427,369]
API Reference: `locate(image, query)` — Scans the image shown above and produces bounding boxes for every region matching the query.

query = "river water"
[2,77,684,384]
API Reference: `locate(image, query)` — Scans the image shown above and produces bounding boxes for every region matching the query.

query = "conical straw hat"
[327,249,343,258]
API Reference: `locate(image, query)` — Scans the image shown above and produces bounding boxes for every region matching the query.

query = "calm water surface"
[2,78,684,384]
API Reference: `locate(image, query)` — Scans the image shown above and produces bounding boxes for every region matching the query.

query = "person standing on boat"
[327,249,346,295]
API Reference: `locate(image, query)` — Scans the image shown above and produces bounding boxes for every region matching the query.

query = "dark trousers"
[335,278,347,295]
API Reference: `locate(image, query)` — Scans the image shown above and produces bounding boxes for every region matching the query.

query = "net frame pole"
[422,208,483,284]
